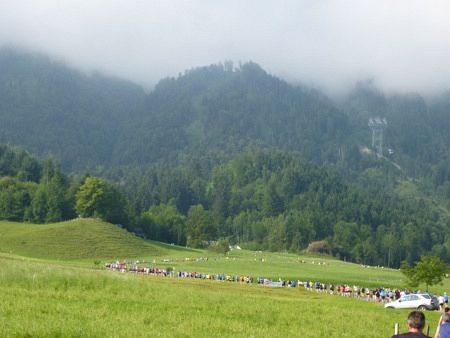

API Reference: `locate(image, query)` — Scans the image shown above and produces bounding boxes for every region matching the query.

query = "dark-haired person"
[434,312,450,338]
[392,311,431,338]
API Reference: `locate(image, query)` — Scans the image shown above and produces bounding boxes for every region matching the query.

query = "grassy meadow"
[0,219,448,337]
[0,219,196,260]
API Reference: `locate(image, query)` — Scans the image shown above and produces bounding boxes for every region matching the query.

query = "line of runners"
[104,261,446,306]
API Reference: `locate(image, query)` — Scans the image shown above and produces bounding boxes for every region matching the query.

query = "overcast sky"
[1,1,450,95]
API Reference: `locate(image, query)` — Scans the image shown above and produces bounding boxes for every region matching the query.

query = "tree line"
[0,145,130,224]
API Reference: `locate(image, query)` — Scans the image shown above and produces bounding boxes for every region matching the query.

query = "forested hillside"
[0,47,145,170]
[115,61,350,165]
[343,80,450,182]
[0,47,353,169]
[1,47,450,267]
[125,148,450,266]
[1,144,448,267]
[3,46,450,178]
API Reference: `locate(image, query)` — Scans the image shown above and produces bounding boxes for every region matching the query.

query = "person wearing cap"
[392,311,431,338]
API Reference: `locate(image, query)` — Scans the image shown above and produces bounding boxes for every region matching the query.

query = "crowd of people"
[104,260,448,309]
[301,280,432,305]
[105,261,254,283]
[105,259,450,336]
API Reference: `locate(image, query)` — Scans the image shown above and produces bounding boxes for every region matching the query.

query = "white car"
[384,293,439,310]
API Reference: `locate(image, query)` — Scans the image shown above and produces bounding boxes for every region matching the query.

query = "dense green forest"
[0,47,145,169]
[2,46,450,179]
[1,47,450,267]
[0,145,131,225]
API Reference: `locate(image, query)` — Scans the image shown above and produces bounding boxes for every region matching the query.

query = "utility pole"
[368,117,387,157]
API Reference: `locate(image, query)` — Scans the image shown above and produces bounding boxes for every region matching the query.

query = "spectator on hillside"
[392,311,431,338]
[435,312,450,338]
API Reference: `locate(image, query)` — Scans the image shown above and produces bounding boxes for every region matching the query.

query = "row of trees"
[0,145,130,225]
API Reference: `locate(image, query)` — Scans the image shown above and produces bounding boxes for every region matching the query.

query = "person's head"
[407,311,426,332]
[442,313,450,323]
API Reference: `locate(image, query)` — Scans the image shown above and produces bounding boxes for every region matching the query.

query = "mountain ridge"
[2,46,450,179]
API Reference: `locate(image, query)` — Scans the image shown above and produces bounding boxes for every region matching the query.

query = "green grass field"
[0,218,199,260]
[0,219,448,337]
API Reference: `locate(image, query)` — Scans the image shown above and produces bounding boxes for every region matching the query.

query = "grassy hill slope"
[0,254,445,338]
[0,218,195,260]
[0,218,447,292]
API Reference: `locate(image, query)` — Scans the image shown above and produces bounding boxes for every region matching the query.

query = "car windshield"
[422,294,431,299]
